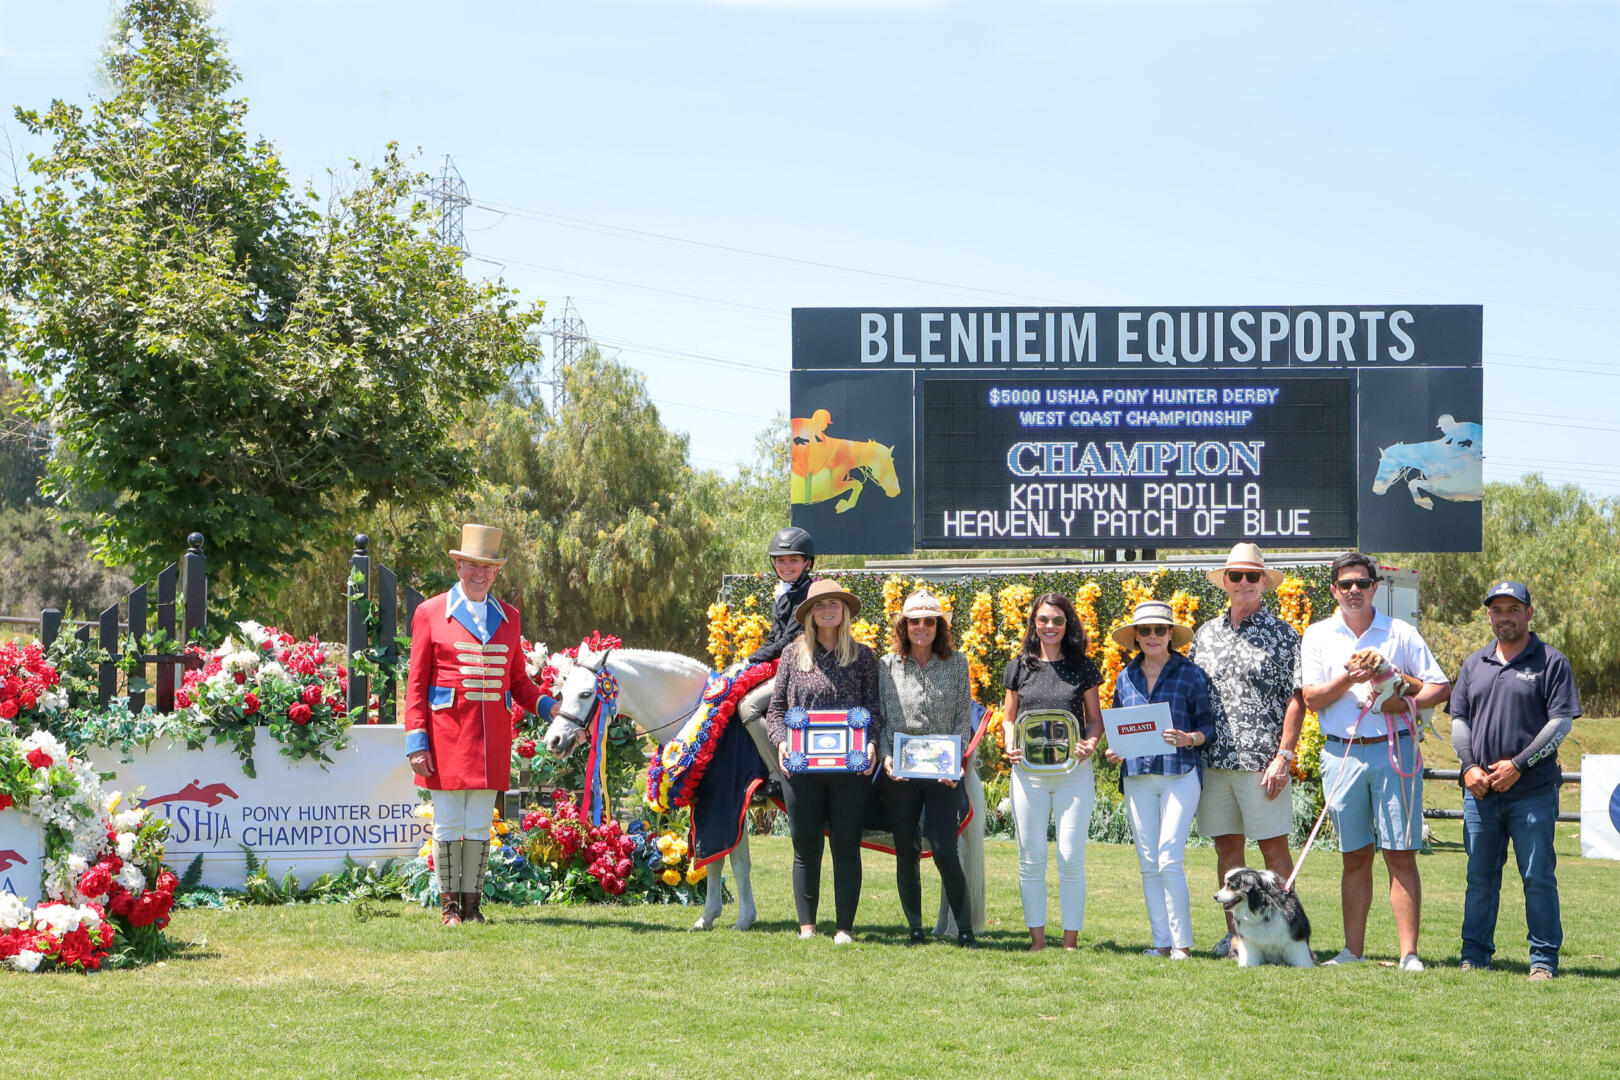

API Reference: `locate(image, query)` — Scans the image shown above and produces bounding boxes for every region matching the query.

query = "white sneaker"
[1323,948,1363,965]
[1169,948,1191,961]
[832,930,854,946]
[1141,948,1169,958]
[798,928,815,940]
[1399,953,1425,972]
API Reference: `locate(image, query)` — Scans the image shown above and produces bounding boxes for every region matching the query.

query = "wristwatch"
[1276,749,1297,762]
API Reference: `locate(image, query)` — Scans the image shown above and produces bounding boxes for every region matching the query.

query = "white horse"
[1371,413,1483,510]
[542,645,988,936]
[542,646,763,931]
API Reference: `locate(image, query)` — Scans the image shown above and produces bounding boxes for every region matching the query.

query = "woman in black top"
[999,592,1105,951]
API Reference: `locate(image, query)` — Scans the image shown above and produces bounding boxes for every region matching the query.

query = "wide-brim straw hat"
[1111,599,1194,650]
[899,589,946,620]
[1205,541,1285,592]
[448,523,508,567]
[794,578,862,626]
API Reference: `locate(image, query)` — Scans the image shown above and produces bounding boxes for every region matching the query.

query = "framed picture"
[893,734,963,781]
[784,707,872,774]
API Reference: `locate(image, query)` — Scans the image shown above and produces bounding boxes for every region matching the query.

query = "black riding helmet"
[766,526,815,569]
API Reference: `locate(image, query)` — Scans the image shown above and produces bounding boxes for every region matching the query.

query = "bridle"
[557,649,617,734]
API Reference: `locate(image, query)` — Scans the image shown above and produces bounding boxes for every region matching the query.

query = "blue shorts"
[1319,735,1424,852]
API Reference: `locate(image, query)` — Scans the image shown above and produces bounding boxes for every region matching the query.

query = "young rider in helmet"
[737,526,816,795]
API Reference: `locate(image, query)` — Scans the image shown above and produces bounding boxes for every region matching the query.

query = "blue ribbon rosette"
[845,707,871,731]
[845,750,869,774]
[784,707,810,730]
[785,751,809,774]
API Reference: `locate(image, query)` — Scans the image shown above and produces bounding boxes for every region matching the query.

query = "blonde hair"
[795,602,858,671]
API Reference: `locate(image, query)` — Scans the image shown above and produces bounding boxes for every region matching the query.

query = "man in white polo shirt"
[1302,552,1449,971]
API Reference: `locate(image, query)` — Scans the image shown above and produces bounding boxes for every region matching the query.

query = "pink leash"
[1284,694,1421,894]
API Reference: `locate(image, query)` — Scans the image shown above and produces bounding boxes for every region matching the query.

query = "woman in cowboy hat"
[877,589,977,947]
[1000,592,1105,951]
[764,578,884,945]
[1104,599,1216,959]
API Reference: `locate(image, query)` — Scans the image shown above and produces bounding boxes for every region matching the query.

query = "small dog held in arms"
[1214,868,1315,967]
[1346,647,1436,739]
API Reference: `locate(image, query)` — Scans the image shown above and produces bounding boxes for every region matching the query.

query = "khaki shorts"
[1195,767,1293,841]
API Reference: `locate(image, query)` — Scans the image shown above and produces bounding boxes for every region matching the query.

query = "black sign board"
[791,307,1483,554]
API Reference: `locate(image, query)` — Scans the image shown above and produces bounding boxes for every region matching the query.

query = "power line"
[425,156,470,259]
[469,252,784,317]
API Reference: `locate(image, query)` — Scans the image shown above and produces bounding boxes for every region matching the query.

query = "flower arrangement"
[407,796,712,906]
[0,640,66,731]
[645,661,776,813]
[171,621,350,777]
[1275,574,1325,780]
[0,731,176,971]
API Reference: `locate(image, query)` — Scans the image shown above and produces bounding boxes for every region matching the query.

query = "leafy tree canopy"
[0,0,540,599]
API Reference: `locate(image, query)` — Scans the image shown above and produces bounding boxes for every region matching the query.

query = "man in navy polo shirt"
[1448,581,1580,981]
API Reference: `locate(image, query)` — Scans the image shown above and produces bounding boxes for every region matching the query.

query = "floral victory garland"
[644,660,776,814]
[0,731,176,972]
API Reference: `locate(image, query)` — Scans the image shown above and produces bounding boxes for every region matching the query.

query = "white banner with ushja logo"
[88,725,429,888]
[0,808,48,901]
[1581,755,1620,861]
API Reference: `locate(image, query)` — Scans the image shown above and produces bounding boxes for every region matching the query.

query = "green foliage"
[0,505,134,621]
[0,370,47,509]
[0,0,541,604]
[1386,475,1620,709]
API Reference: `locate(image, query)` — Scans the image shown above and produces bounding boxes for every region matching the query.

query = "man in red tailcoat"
[404,524,557,926]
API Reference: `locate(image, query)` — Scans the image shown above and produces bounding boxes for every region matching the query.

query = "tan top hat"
[793,578,862,626]
[1111,599,1194,651]
[448,524,508,566]
[1206,541,1285,592]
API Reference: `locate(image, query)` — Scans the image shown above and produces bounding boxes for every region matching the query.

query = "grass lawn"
[5,807,1619,1080]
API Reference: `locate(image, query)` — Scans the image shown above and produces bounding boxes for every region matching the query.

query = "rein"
[1284,690,1422,894]
[560,650,618,827]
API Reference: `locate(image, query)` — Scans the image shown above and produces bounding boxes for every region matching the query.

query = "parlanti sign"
[791,306,1483,554]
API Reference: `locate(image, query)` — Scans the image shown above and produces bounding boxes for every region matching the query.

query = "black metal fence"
[344,534,422,724]
[37,533,209,714]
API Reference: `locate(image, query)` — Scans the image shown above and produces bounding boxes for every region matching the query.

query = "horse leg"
[694,858,725,930]
[1408,478,1435,510]
[729,832,757,930]
[832,476,864,514]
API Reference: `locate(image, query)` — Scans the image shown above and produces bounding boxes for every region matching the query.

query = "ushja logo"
[141,780,240,808]
[0,849,28,872]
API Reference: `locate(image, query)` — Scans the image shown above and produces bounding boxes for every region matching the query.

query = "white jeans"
[1123,770,1201,950]
[430,789,497,842]
[1011,761,1095,932]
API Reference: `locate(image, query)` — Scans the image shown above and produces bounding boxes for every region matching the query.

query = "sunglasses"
[1226,570,1262,584]
[1135,625,1171,637]
[1334,578,1376,591]
[906,616,937,627]
[1035,615,1067,626]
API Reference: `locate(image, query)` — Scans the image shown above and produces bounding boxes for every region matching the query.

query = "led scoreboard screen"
[920,376,1353,548]
[789,306,1483,555]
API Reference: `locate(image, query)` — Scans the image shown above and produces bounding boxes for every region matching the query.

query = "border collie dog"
[1214,868,1314,967]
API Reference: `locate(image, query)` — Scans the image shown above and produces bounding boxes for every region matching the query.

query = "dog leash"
[1284,692,1419,894]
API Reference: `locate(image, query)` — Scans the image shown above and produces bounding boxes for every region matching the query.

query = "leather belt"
[1326,731,1411,745]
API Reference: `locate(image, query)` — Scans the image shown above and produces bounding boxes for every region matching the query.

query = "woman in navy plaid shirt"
[1104,599,1216,960]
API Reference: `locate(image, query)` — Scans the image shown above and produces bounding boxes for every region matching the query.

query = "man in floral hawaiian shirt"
[1189,543,1304,958]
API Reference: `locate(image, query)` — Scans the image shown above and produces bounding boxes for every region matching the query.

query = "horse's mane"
[548,647,710,680]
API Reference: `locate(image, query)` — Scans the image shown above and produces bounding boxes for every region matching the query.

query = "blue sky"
[3,0,1617,493]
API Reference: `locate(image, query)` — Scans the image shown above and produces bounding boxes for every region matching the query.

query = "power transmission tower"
[426,155,470,258]
[541,297,590,410]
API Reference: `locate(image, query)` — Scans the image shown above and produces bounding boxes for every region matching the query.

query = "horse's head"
[1371,444,1407,495]
[542,647,610,757]
[868,441,901,497]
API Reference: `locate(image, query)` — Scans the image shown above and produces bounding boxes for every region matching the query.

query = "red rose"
[175,690,192,709]
[243,692,260,715]
[603,875,626,896]
[332,700,347,716]
[108,889,135,918]
[288,703,312,725]
[0,794,12,811]
[302,684,323,706]
[516,740,537,759]
[233,670,248,685]
[25,747,52,769]
[78,866,113,899]
[336,666,348,680]
[0,701,18,720]
[18,690,36,710]
[615,858,632,877]
[156,871,179,894]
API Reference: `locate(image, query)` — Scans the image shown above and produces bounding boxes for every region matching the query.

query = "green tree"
[0,371,47,508]
[0,0,540,603]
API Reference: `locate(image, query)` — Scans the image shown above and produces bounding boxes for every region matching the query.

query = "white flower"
[997,796,1012,815]
[33,902,84,934]
[0,893,30,930]
[205,670,234,691]
[40,688,69,711]
[116,832,136,859]
[223,649,260,675]
[113,808,145,832]
[9,950,43,972]
[66,854,89,876]
[237,620,271,646]
[117,863,146,894]
[258,661,290,684]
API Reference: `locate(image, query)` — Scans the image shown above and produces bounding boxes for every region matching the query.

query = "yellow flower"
[660,868,682,886]
[707,601,734,668]
[731,613,770,662]
[882,575,908,622]
[657,832,678,856]
[686,864,708,884]
[1074,581,1102,657]
[413,803,434,819]
[850,618,881,651]
[418,840,433,859]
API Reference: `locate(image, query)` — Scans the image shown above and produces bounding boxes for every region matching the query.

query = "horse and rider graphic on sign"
[790,408,902,513]
[1372,413,1483,510]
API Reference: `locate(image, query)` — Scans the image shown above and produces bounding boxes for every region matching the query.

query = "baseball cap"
[1483,581,1531,607]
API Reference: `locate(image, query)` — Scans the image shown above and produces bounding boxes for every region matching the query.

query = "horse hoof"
[734,917,755,931]
[692,916,714,931]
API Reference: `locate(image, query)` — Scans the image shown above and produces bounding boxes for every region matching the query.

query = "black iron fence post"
[347,535,370,718]
[182,532,207,642]
[40,609,62,651]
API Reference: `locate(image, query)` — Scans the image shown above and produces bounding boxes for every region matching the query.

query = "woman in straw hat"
[765,578,884,945]
[1104,600,1216,959]
[877,589,977,947]
[999,592,1105,951]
